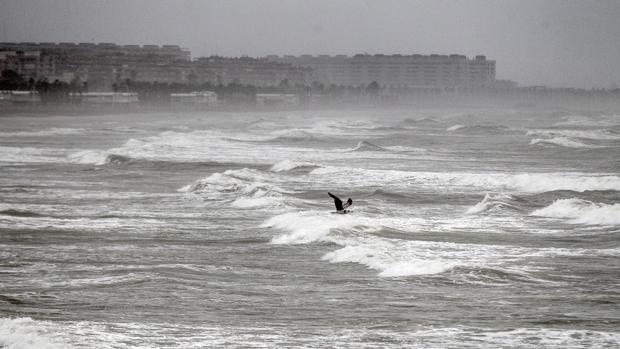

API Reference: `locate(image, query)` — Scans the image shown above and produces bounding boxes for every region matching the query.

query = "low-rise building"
[256,93,300,106]
[69,92,138,104]
[170,91,218,105]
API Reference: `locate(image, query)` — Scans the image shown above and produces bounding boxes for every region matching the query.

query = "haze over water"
[1,108,619,348]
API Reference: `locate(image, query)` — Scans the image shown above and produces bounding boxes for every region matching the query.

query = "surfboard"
[331,210,353,214]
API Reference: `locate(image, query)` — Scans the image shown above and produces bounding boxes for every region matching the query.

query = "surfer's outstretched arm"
[328,192,344,211]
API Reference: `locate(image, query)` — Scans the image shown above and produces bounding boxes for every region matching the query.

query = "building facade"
[192,56,311,87]
[266,54,496,89]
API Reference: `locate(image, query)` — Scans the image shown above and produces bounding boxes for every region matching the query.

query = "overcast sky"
[1,0,619,88]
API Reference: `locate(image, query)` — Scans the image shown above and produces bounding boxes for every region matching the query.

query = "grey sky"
[1,0,619,88]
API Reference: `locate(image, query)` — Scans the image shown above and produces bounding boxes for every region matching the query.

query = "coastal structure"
[170,91,218,105]
[266,54,496,89]
[68,92,139,104]
[1,42,496,95]
[192,56,311,87]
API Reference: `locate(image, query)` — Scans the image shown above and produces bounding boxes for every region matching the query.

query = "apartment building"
[192,56,311,87]
[266,54,495,89]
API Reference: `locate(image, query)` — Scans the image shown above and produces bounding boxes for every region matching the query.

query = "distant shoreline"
[2,101,619,118]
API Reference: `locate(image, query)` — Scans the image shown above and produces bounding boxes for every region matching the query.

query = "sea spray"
[532,199,620,226]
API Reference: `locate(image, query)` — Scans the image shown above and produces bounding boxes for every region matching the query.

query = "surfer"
[328,192,352,213]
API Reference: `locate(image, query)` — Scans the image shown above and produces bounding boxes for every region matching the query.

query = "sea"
[0,108,619,348]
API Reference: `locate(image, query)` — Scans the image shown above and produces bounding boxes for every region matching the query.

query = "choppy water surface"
[1,109,619,348]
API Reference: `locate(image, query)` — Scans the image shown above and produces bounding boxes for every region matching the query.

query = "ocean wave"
[382,145,426,152]
[555,114,620,127]
[399,117,438,126]
[2,317,619,349]
[531,198,620,225]
[263,212,459,277]
[0,128,86,137]
[0,208,45,218]
[181,168,289,208]
[269,128,317,141]
[322,245,457,277]
[446,124,508,134]
[347,140,387,152]
[68,151,133,166]
[310,167,620,193]
[0,317,70,349]
[0,146,68,164]
[67,149,110,165]
[526,128,620,140]
[446,124,465,132]
[530,136,600,148]
[262,211,358,244]
[466,193,524,214]
[270,159,318,172]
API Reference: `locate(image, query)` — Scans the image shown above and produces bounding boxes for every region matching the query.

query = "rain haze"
[2,2,620,349]
[1,0,620,88]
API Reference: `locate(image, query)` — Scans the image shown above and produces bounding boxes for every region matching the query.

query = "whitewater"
[1,109,619,348]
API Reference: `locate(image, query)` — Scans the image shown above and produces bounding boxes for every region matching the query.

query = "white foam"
[0,318,70,349]
[66,149,109,165]
[322,245,457,277]
[4,318,620,348]
[0,146,68,164]
[0,128,86,137]
[182,168,290,210]
[310,167,620,193]
[382,145,426,152]
[270,159,316,172]
[526,128,620,140]
[446,124,465,131]
[466,193,519,214]
[262,212,463,277]
[262,211,358,244]
[555,114,620,127]
[231,195,281,208]
[530,137,599,148]
[532,198,620,225]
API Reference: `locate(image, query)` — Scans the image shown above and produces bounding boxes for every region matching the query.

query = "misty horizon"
[2,0,620,89]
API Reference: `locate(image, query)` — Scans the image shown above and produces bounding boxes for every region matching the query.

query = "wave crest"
[181,169,288,208]
[530,137,599,148]
[348,141,387,152]
[531,198,620,225]
[466,193,523,214]
[270,159,318,172]
[0,317,69,349]
[322,245,457,277]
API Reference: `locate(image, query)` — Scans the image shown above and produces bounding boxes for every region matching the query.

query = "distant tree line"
[0,69,84,103]
[2,69,387,104]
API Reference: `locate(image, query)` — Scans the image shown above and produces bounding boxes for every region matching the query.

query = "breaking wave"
[262,212,458,277]
[530,137,600,149]
[526,128,620,140]
[446,124,508,134]
[322,245,457,277]
[446,124,465,132]
[0,317,69,349]
[310,167,620,193]
[466,193,523,214]
[67,151,133,166]
[180,168,289,208]
[0,146,67,164]
[0,128,86,137]
[531,198,620,226]
[270,159,318,172]
[262,211,358,244]
[347,140,387,152]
